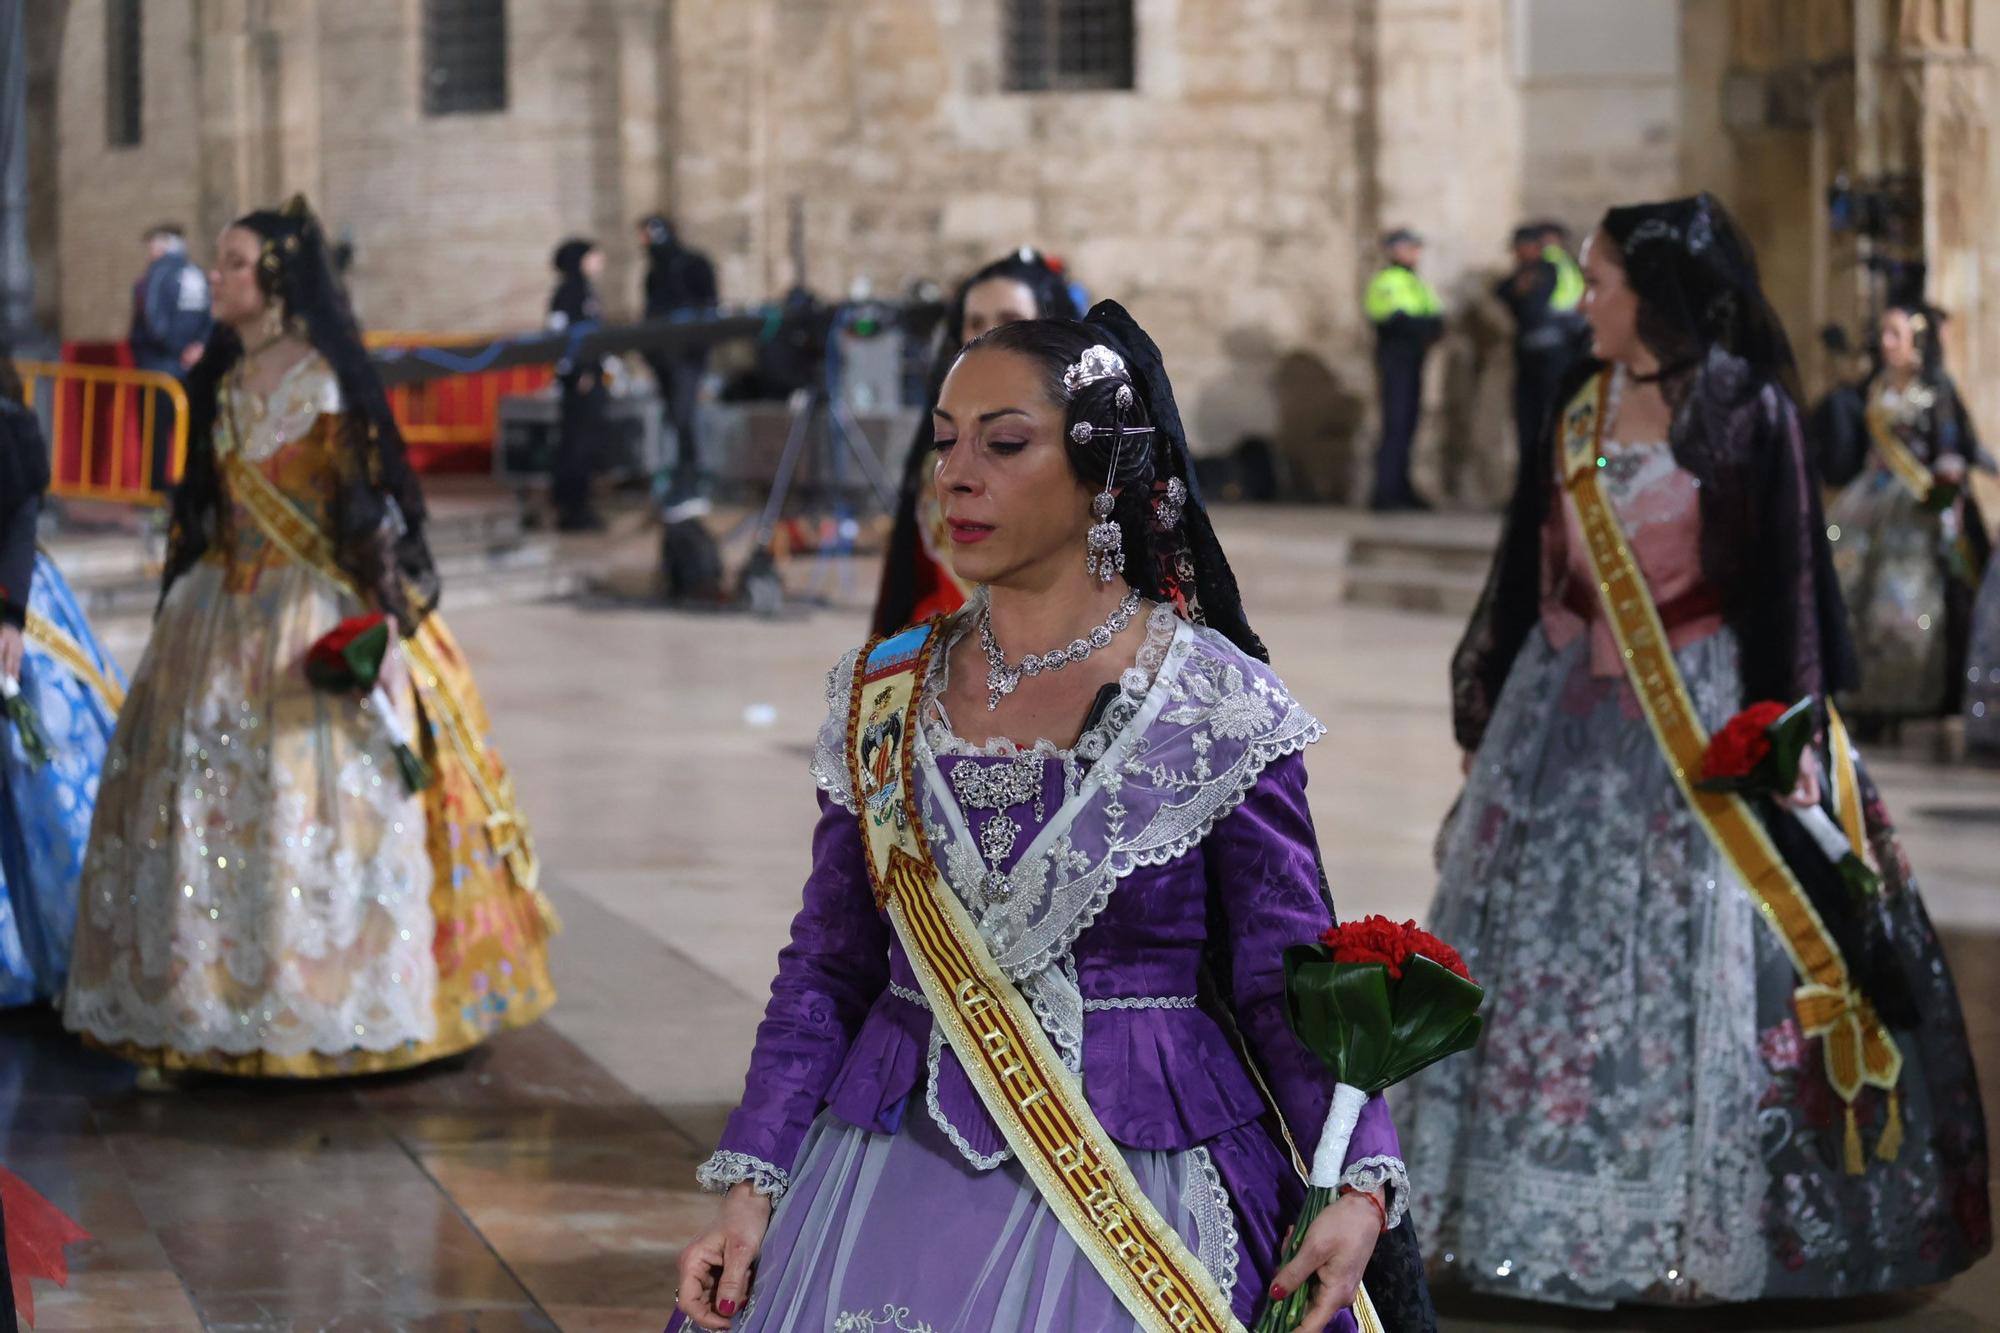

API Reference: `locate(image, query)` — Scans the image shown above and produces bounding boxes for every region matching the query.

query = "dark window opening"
[423,0,508,117]
[106,0,142,147]
[1005,0,1136,93]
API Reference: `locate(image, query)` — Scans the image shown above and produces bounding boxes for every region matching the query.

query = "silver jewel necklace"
[980,588,1142,711]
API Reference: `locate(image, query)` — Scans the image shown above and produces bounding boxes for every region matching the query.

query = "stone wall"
[44,0,1719,502]
[55,0,205,342]
[52,0,669,341]
[666,0,1391,485]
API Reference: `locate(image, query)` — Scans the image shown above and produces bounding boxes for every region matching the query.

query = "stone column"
[609,0,673,315]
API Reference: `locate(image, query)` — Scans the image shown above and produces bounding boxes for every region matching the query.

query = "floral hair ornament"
[1063,344,1137,410]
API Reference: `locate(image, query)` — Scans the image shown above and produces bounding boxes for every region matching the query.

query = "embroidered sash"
[1864,402,1940,503]
[24,609,124,713]
[217,439,552,926]
[1828,705,1866,860]
[1559,375,1901,1170]
[845,625,1382,1333]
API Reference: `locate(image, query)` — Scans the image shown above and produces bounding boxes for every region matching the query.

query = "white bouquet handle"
[1308,1082,1370,1189]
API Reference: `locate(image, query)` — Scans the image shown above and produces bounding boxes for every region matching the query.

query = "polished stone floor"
[5,508,1999,1331]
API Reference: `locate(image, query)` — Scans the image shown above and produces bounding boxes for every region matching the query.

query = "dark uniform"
[638,216,719,504]
[547,239,607,531]
[1364,251,1444,510]
[1496,239,1585,474]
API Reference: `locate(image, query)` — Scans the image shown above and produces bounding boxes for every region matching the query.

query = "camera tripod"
[731,377,898,615]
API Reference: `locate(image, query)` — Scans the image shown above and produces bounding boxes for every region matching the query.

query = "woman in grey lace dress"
[1404,195,1989,1308]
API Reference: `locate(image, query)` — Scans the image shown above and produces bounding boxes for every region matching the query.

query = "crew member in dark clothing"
[128,223,213,492]
[547,237,608,532]
[1364,228,1445,511]
[1495,222,1585,478]
[635,214,719,511]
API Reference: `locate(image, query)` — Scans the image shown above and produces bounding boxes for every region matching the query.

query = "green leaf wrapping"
[4,692,51,769]
[391,741,433,794]
[1760,696,1817,793]
[1284,946,1484,1092]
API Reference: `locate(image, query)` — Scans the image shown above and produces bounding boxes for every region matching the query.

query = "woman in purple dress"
[672,304,1434,1332]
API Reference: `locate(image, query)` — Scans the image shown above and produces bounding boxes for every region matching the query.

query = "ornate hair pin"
[1070,421,1155,445]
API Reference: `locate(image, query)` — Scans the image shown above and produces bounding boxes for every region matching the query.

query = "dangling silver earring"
[1086,490,1122,582]
[1085,435,1124,583]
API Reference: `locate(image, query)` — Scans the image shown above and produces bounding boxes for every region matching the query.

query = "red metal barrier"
[25,344,185,505]
[367,333,553,473]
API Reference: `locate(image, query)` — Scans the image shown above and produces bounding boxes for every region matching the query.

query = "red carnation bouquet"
[1697,697,1879,897]
[1255,916,1484,1331]
[305,613,430,793]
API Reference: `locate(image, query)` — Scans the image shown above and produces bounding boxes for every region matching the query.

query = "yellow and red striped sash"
[844,625,1384,1332]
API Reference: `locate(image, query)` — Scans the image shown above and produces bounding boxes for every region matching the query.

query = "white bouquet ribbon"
[1791,802,1856,866]
[367,683,415,751]
[1308,1082,1370,1189]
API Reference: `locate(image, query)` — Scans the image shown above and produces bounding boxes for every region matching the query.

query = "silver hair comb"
[1063,345,1131,396]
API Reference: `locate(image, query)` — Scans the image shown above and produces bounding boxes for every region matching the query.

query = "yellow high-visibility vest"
[1546,244,1584,313]
[1365,265,1442,323]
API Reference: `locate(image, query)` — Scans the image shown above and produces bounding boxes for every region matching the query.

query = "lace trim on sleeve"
[695,1149,792,1202]
[811,646,864,812]
[1340,1153,1411,1232]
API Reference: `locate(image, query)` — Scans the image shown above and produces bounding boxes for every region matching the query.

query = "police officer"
[1364,228,1444,511]
[635,214,719,512]
[1496,221,1585,474]
[128,223,212,492]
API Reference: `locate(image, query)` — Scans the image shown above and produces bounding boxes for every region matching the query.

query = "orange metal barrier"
[16,360,188,506]
[16,333,548,504]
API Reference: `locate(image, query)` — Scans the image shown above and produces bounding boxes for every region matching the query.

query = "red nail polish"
[717,1298,738,1316]
[1269,1281,1288,1301]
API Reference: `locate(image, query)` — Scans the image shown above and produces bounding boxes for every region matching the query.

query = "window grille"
[1005,0,1136,93]
[423,0,508,117]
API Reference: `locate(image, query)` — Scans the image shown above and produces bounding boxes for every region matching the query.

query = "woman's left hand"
[1269,1190,1383,1329]
[1784,749,1823,810]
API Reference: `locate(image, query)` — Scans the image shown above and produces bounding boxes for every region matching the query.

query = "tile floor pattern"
[4,508,1999,1331]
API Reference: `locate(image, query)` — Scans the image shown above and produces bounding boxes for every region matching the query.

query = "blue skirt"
[0,553,123,1006]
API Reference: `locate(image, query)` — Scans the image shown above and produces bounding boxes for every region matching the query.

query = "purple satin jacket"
[699,608,1406,1229]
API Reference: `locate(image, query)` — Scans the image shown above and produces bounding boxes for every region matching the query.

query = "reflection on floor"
[2,997,701,1331]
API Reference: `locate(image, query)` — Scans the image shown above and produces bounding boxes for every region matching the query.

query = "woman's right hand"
[676,1182,773,1329]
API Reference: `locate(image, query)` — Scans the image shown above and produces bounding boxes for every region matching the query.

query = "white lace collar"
[221,352,343,463]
